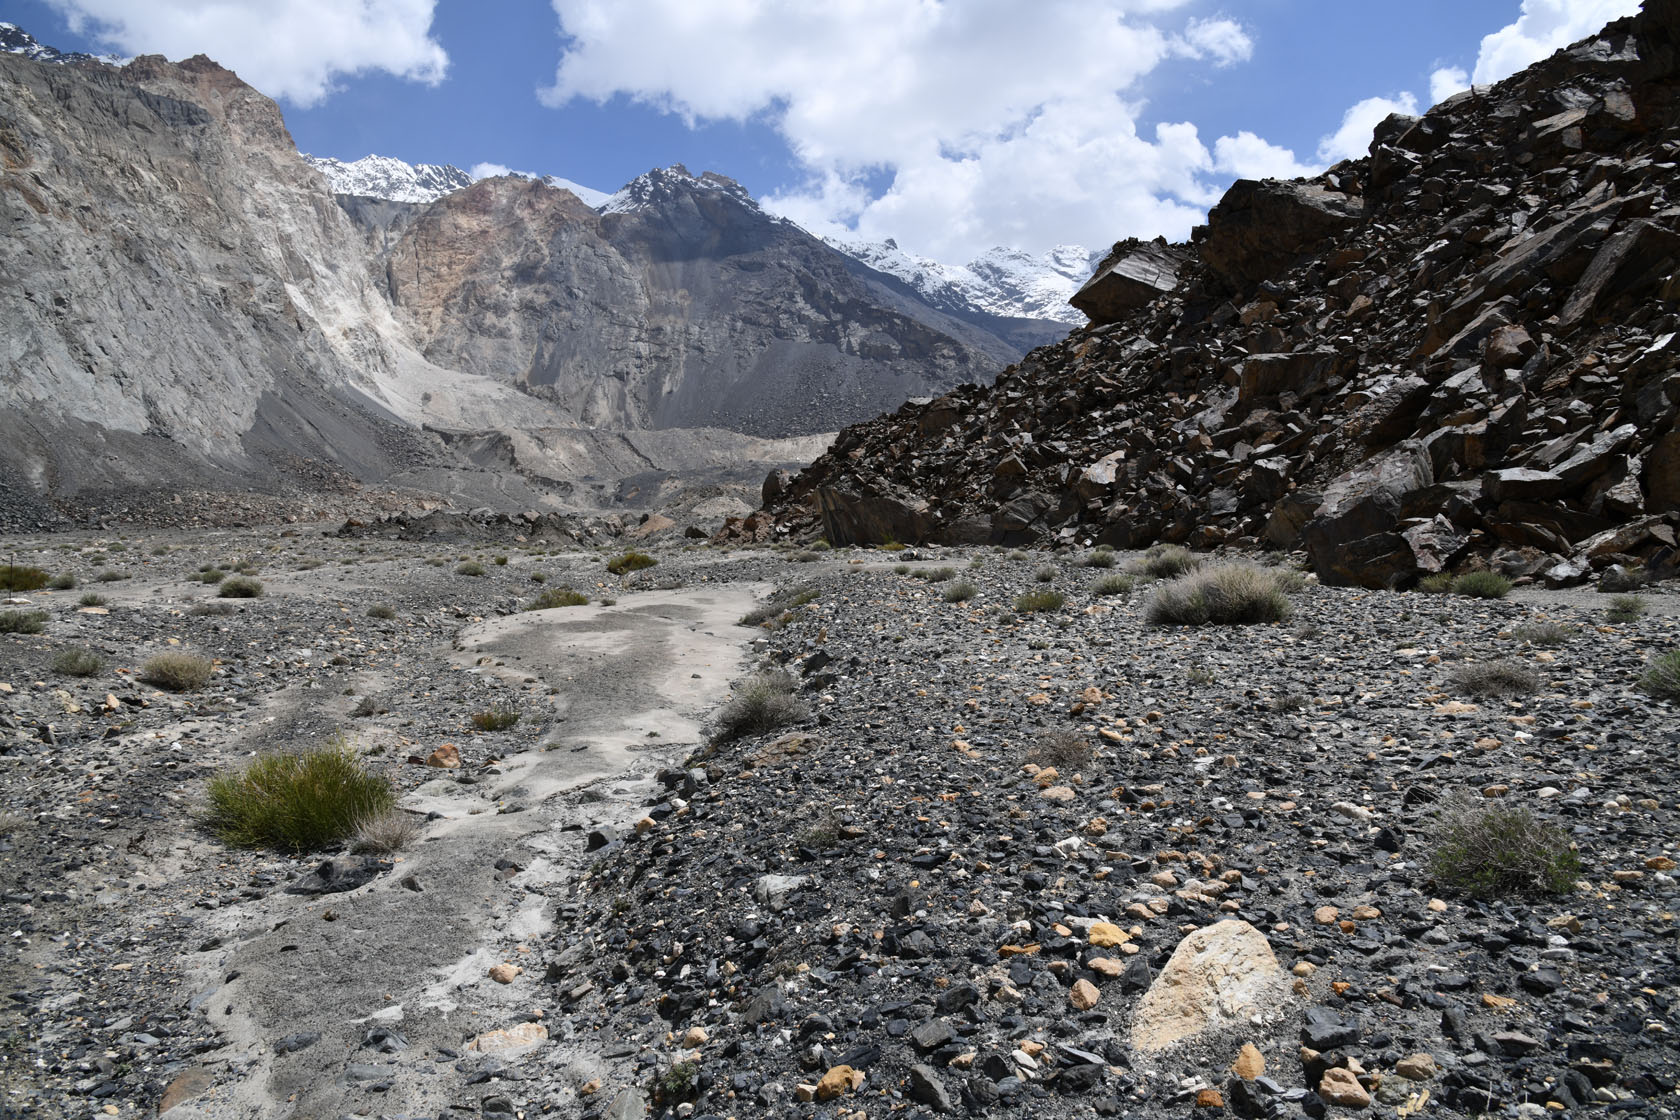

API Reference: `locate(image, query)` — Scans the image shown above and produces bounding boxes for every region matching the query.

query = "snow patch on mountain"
[600,164,758,215]
[830,238,1100,325]
[305,154,473,204]
[0,22,122,66]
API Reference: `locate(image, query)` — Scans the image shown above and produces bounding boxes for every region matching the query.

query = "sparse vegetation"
[1013,588,1065,613]
[140,652,213,691]
[739,586,819,627]
[1092,572,1135,597]
[1449,659,1540,697]
[205,741,395,854]
[1416,573,1453,594]
[471,706,521,732]
[1145,564,1292,626]
[792,550,820,562]
[606,550,657,575]
[455,560,486,577]
[1033,564,1058,583]
[188,601,235,617]
[1027,730,1091,769]
[714,671,809,742]
[47,572,76,591]
[528,587,589,610]
[1451,570,1512,599]
[1512,621,1573,646]
[200,569,226,585]
[349,810,421,854]
[94,569,128,583]
[652,1059,700,1106]
[51,648,104,677]
[1078,550,1117,568]
[943,580,978,603]
[1429,792,1581,897]
[0,609,47,635]
[0,565,49,592]
[893,563,911,575]
[1131,544,1199,580]
[218,575,264,598]
[77,593,107,608]
[1641,650,1680,701]
[366,603,396,620]
[919,566,957,582]
[1606,595,1646,623]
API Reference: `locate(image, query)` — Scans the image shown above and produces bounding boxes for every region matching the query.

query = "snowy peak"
[601,164,758,215]
[829,237,1101,325]
[0,22,122,66]
[305,154,472,205]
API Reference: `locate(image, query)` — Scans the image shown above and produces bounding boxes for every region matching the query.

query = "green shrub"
[652,1059,700,1106]
[943,580,979,603]
[1641,650,1680,701]
[200,569,226,585]
[471,706,521,732]
[1416,573,1453,594]
[0,610,47,635]
[1078,551,1117,569]
[1512,622,1573,646]
[920,566,957,582]
[1452,570,1512,599]
[77,593,107,608]
[1131,544,1199,580]
[493,556,508,566]
[893,563,911,575]
[529,571,548,584]
[1429,793,1581,897]
[739,586,818,627]
[1034,564,1059,583]
[218,576,264,599]
[51,648,104,677]
[94,569,128,583]
[714,672,809,742]
[1449,659,1540,698]
[140,652,213,691]
[1013,589,1065,613]
[877,541,906,553]
[366,603,396,620]
[0,565,49,592]
[1606,595,1646,624]
[455,561,486,577]
[528,587,589,610]
[606,550,657,575]
[1093,573,1136,597]
[809,539,832,551]
[205,742,395,854]
[1146,564,1292,626]
[47,572,76,591]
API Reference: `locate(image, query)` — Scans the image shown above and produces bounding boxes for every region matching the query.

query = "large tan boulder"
[1130,920,1290,1053]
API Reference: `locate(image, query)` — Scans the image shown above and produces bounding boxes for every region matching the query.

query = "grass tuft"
[1013,589,1065,613]
[218,576,264,598]
[1093,572,1136,597]
[1606,595,1646,624]
[1429,792,1580,897]
[606,550,657,575]
[0,565,49,592]
[141,652,213,691]
[714,671,809,742]
[366,603,396,620]
[349,810,421,855]
[943,580,978,603]
[1449,660,1540,697]
[77,593,108,608]
[51,648,105,677]
[1131,544,1199,580]
[1145,565,1292,626]
[455,561,486,577]
[1641,650,1680,701]
[470,706,521,732]
[1512,622,1573,646]
[1451,570,1512,599]
[0,609,47,635]
[528,587,589,610]
[1078,551,1117,568]
[1027,730,1091,769]
[205,742,395,854]
[1416,573,1453,594]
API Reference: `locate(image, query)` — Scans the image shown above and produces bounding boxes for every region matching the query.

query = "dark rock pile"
[737,2,1680,589]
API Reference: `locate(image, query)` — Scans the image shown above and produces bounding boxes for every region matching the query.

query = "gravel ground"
[0,536,1676,1119]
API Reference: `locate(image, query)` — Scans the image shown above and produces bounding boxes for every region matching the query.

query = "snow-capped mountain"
[304,154,473,205]
[600,164,757,214]
[828,238,1100,326]
[0,21,121,66]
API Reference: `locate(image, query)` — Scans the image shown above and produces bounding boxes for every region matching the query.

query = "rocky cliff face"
[741,1,1680,589]
[345,165,1037,437]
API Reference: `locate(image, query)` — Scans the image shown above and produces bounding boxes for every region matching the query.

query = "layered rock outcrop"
[740,1,1680,587]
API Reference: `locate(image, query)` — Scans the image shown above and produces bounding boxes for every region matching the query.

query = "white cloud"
[1316,93,1420,165]
[1212,131,1316,181]
[1429,65,1469,105]
[44,0,447,107]
[470,162,518,180]
[541,0,1275,261]
[1469,0,1640,86]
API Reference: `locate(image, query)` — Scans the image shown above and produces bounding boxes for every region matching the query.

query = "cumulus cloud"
[1429,66,1470,105]
[1316,93,1420,165]
[470,162,518,180]
[44,0,447,107]
[541,0,1276,260]
[1469,0,1640,86]
[1212,131,1317,181]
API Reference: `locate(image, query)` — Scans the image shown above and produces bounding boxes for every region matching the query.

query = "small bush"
[51,648,104,677]
[1027,730,1091,769]
[366,603,396,620]
[189,601,235,617]
[1452,570,1512,599]
[1416,573,1453,594]
[218,576,264,599]
[1429,792,1581,897]
[792,550,820,562]
[1598,565,1647,593]
[809,539,832,552]
[1606,595,1646,624]
[1014,589,1065,613]
[877,541,906,553]
[1034,564,1059,583]
[1146,565,1292,626]
[1006,549,1031,562]
[205,742,395,854]
[141,652,213,691]
[455,561,486,577]
[606,550,657,575]
[493,556,508,566]
[739,586,819,627]
[714,671,809,742]
[943,580,979,603]
[77,593,108,608]
[1093,573,1136,597]
[1512,622,1573,646]
[200,569,226,585]
[1642,650,1680,701]
[529,571,548,584]
[94,569,128,583]
[0,565,49,592]
[1449,659,1540,698]
[893,563,911,575]
[0,609,47,635]
[48,572,76,591]
[349,810,421,855]
[1132,544,1199,580]
[471,706,521,732]
[528,587,589,610]
[921,566,957,583]
[1078,551,1117,568]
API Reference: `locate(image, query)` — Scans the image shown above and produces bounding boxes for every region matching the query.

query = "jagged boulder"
[815,484,933,546]
[1070,237,1190,325]
[1198,180,1364,292]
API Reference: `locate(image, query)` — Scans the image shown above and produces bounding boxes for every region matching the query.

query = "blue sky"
[1,0,1641,261]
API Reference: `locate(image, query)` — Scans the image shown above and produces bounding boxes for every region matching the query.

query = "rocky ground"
[0,534,1676,1120]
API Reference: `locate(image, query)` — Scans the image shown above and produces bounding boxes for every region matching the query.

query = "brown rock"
[466,1022,549,1056]
[816,1064,860,1101]
[1087,921,1129,948]
[1395,1053,1438,1081]
[1318,1067,1372,1108]
[426,743,461,769]
[488,963,521,984]
[1232,1043,1266,1080]
[159,1068,213,1113]
[1069,978,1101,1010]
[1071,237,1192,325]
[1196,1088,1225,1108]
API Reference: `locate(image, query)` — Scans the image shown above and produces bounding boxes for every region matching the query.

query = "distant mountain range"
[306,152,1096,326]
[0,20,122,66]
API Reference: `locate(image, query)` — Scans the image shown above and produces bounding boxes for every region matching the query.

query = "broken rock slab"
[1130,920,1289,1053]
